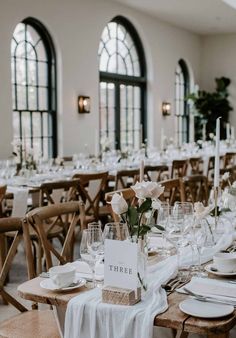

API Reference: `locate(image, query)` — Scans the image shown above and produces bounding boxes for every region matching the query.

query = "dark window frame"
[11,17,57,158]
[99,16,147,150]
[175,59,190,144]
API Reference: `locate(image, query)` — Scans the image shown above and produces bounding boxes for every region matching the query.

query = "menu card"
[104,239,138,290]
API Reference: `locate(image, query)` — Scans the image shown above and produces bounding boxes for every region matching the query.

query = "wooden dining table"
[17,276,236,338]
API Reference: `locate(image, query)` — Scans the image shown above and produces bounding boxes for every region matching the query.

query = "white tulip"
[222,172,230,181]
[131,181,164,200]
[110,193,128,215]
[194,201,213,220]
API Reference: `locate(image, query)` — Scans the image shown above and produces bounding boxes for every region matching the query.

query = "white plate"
[179,298,234,319]
[205,264,236,276]
[40,275,86,291]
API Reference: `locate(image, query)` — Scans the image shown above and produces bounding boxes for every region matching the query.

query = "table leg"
[172,330,188,338]
[0,234,8,304]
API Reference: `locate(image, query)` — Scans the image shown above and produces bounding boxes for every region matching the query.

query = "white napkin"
[177,277,236,305]
[70,261,104,281]
[64,232,233,338]
[8,187,28,217]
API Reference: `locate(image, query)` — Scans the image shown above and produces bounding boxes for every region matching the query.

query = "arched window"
[175,59,190,145]
[11,17,57,158]
[98,16,146,150]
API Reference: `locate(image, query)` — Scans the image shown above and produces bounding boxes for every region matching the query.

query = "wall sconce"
[162,102,171,116]
[78,96,90,113]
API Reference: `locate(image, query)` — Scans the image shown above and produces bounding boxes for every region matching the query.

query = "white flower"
[194,202,214,220]
[232,181,236,188]
[151,199,162,210]
[222,172,230,181]
[11,139,22,147]
[131,181,164,200]
[222,189,236,211]
[110,193,128,215]
[209,133,214,140]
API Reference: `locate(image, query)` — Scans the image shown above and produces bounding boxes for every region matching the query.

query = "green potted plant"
[188,77,233,141]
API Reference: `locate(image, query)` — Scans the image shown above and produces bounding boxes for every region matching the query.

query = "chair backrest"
[144,165,169,182]
[223,152,236,168]
[189,157,203,175]
[0,185,7,217]
[39,179,80,206]
[24,202,83,271]
[73,171,108,220]
[180,175,209,206]
[105,188,137,222]
[115,169,139,190]
[0,217,28,312]
[159,178,185,205]
[171,160,188,178]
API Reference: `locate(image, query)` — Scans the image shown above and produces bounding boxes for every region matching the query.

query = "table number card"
[104,239,138,291]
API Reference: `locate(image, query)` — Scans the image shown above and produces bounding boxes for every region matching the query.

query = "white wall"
[201,34,236,128]
[0,0,201,158]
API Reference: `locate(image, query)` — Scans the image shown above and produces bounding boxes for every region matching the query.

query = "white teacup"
[213,252,236,273]
[49,264,76,288]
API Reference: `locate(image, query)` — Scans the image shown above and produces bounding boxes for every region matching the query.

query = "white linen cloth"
[64,232,233,338]
[7,186,28,217]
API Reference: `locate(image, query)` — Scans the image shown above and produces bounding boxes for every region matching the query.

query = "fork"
[183,287,236,307]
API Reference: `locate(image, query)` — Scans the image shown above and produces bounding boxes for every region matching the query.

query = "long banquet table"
[17,273,236,338]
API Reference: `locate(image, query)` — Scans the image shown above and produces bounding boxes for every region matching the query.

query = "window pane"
[12,20,56,158]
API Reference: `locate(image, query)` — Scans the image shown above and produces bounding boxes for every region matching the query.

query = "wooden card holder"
[102,286,141,305]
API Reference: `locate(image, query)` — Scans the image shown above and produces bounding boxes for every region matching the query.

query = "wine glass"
[80,228,103,287]
[103,222,129,241]
[167,206,190,280]
[156,203,170,256]
[190,223,208,277]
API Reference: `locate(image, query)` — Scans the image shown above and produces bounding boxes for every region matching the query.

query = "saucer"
[205,264,236,276]
[179,298,234,319]
[40,274,86,291]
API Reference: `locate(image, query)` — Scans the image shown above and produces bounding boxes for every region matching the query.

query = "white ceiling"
[110,0,236,35]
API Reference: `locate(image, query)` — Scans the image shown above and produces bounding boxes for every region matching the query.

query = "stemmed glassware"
[80,227,103,287]
[167,204,192,280]
[190,221,208,277]
[103,222,129,241]
[156,203,170,256]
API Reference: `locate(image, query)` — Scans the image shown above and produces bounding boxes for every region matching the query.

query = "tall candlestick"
[94,129,99,157]
[139,160,144,182]
[231,126,235,140]
[140,124,143,149]
[160,128,164,151]
[226,123,230,140]
[214,117,221,188]
[202,122,206,142]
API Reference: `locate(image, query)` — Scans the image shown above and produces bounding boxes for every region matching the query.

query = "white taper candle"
[140,160,144,182]
[214,117,220,188]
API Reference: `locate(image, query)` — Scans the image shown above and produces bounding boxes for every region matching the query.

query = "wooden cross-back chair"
[0,217,60,338]
[144,165,169,182]
[105,188,137,222]
[39,179,80,206]
[73,171,109,223]
[171,160,188,178]
[159,178,185,205]
[114,169,139,190]
[181,175,209,206]
[189,157,203,175]
[0,185,6,217]
[24,201,83,272]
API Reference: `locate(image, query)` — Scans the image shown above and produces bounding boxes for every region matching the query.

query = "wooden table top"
[18,276,236,337]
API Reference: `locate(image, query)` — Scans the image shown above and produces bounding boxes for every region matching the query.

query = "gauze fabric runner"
[64,232,233,338]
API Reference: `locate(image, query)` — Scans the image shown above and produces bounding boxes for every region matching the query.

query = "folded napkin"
[177,277,236,304]
[70,260,104,281]
[8,187,28,217]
